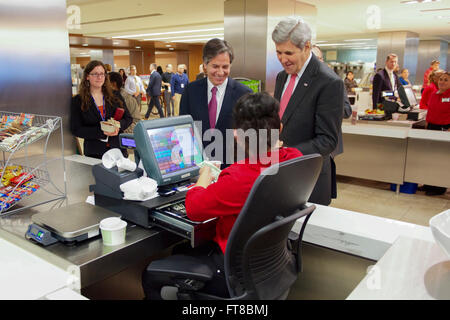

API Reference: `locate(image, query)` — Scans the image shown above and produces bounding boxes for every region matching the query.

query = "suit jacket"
[146,71,162,97]
[372,69,400,108]
[274,54,343,205]
[180,77,252,165]
[70,92,133,158]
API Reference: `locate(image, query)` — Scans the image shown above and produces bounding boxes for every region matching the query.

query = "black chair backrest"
[224,154,323,299]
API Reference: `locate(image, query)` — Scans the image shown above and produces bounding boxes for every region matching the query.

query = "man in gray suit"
[272,17,343,205]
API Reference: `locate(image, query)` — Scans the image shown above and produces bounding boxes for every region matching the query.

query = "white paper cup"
[100,217,127,246]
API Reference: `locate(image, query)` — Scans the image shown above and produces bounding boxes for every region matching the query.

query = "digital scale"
[26,202,121,246]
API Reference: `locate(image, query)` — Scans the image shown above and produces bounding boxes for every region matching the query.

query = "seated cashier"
[70,60,132,159]
[186,92,302,254]
[142,92,302,300]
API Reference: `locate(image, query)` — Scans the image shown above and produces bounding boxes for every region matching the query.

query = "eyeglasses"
[89,73,105,78]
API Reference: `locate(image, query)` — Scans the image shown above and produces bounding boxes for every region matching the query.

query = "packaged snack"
[22,114,34,127]
[10,172,34,186]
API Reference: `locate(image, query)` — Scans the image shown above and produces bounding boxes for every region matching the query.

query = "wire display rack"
[0,111,67,217]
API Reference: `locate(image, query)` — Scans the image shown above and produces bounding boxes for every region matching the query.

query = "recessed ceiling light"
[401,0,441,3]
[111,28,224,39]
[169,48,174,50]
[165,44,172,47]
[113,41,120,45]
[135,46,141,49]
[82,43,88,47]
[143,33,224,41]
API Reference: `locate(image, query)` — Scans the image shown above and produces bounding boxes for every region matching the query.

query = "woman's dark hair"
[157,66,163,75]
[108,71,123,89]
[232,92,280,158]
[78,60,122,112]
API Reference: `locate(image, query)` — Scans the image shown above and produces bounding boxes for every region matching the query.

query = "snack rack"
[0,111,66,217]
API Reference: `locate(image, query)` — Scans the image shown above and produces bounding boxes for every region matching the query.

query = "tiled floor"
[331,176,449,226]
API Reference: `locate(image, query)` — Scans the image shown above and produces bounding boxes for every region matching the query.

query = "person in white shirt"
[124,65,145,111]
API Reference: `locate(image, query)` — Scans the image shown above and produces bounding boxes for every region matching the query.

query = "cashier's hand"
[194,166,214,189]
[103,127,120,137]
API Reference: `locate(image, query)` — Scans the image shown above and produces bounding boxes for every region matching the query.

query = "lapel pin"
[304,83,308,87]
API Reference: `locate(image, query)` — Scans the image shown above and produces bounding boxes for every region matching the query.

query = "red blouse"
[185,147,303,254]
[426,89,450,125]
[420,83,437,110]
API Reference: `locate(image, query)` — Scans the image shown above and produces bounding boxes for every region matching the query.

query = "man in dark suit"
[312,44,351,199]
[180,38,252,166]
[272,18,343,206]
[145,63,164,119]
[372,54,400,109]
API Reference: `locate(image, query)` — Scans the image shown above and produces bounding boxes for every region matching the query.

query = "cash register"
[91,115,217,248]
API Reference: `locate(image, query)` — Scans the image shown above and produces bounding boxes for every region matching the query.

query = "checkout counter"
[0,115,449,300]
[336,85,449,191]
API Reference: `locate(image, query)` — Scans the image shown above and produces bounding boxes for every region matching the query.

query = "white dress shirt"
[385,67,396,91]
[281,52,313,97]
[124,75,145,96]
[207,77,228,122]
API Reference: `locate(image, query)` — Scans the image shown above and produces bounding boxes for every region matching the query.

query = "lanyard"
[92,95,105,121]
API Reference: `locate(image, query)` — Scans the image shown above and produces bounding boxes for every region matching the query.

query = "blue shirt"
[170,73,189,96]
[399,77,409,86]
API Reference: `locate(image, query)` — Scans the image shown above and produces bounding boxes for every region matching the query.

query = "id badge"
[442,98,450,103]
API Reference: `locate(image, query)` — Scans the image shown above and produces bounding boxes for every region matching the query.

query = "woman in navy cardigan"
[71,60,132,159]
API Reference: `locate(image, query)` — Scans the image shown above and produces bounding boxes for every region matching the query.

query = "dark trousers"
[145,95,164,118]
[142,241,229,300]
[164,90,175,116]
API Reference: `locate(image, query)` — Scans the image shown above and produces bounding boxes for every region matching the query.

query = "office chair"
[143,153,323,300]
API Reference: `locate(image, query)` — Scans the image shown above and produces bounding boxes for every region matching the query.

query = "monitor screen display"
[147,124,202,179]
[404,86,417,106]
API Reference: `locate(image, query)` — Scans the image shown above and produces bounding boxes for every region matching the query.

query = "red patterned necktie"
[279,74,297,118]
[209,86,218,128]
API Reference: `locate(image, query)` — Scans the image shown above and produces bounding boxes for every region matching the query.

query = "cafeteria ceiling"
[67,0,450,48]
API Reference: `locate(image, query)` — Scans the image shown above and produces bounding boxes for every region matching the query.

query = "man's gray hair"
[203,38,234,65]
[272,17,312,49]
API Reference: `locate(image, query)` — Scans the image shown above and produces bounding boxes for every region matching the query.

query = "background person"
[399,68,411,86]
[161,64,175,116]
[145,63,164,119]
[420,69,444,110]
[344,71,358,95]
[423,60,440,88]
[170,64,189,116]
[272,17,343,206]
[372,54,400,109]
[180,38,252,166]
[108,71,140,134]
[196,63,206,80]
[119,68,127,84]
[70,60,132,159]
[142,92,302,300]
[124,65,145,110]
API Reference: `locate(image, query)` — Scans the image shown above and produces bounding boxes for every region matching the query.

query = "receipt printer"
[90,164,144,199]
